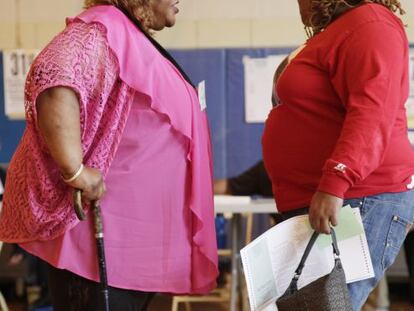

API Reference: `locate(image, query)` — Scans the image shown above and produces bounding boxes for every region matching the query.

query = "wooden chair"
[171,213,253,311]
[171,288,230,311]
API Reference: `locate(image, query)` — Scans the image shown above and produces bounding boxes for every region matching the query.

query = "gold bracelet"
[62,164,84,183]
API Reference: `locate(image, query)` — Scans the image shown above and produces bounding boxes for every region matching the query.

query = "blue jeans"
[344,191,414,310]
[281,190,414,311]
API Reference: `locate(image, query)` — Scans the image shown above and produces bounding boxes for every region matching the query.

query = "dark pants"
[404,230,414,302]
[47,264,154,311]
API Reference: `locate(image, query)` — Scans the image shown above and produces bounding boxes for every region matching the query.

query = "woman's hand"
[309,191,343,234]
[65,166,106,202]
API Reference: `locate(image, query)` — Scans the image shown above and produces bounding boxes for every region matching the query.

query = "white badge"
[0,180,4,196]
[198,80,207,111]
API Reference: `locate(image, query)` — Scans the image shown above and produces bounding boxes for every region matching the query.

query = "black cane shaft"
[73,192,110,311]
[102,288,109,311]
[93,202,110,311]
[96,237,109,288]
[97,243,108,285]
[97,236,109,311]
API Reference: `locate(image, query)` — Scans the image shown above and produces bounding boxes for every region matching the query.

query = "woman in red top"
[262,0,414,309]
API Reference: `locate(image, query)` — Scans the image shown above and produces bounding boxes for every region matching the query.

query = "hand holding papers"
[241,206,374,311]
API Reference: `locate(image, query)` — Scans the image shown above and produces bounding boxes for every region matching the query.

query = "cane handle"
[73,189,86,221]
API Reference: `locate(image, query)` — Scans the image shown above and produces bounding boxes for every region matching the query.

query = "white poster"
[406,50,414,127]
[3,49,39,119]
[244,55,287,123]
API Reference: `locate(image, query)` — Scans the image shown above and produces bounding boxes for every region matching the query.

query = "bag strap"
[293,228,340,282]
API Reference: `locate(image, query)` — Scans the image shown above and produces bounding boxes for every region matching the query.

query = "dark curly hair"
[84,0,154,34]
[307,0,405,37]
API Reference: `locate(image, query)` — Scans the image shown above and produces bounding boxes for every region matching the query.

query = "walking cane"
[74,189,110,311]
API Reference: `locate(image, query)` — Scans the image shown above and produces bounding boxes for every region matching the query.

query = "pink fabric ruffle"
[75,6,218,292]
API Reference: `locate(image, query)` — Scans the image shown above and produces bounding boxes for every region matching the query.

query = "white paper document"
[241,207,374,311]
[405,50,414,127]
[409,50,414,98]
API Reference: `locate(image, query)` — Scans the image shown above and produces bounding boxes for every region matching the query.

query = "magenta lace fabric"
[0,21,133,241]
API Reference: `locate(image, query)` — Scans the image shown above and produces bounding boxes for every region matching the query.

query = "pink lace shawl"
[0,21,130,241]
[0,5,218,292]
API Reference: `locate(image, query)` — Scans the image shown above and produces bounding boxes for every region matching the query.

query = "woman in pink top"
[0,0,218,310]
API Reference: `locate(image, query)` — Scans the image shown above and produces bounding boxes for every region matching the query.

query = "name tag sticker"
[198,80,206,111]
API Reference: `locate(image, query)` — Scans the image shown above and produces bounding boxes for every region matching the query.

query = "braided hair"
[307,0,405,37]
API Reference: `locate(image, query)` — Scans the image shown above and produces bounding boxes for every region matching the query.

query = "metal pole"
[230,214,241,311]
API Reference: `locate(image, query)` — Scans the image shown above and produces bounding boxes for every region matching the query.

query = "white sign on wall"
[3,49,39,119]
[244,55,287,123]
[406,50,414,127]
[244,50,414,125]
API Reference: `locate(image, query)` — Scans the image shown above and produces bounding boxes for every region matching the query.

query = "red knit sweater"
[262,3,414,212]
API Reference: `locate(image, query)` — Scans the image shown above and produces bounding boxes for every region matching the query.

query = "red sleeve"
[317,21,408,197]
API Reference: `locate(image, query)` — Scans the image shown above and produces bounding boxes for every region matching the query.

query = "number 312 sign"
[2,49,39,119]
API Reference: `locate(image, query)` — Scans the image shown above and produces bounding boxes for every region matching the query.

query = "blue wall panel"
[0,52,26,163]
[170,49,227,178]
[225,48,293,177]
[171,48,295,178]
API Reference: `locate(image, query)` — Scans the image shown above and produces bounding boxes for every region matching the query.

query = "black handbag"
[276,228,353,311]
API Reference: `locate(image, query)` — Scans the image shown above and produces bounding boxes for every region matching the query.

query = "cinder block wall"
[1,0,413,50]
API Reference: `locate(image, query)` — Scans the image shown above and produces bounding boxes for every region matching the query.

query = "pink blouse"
[1,5,218,294]
[21,93,195,293]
